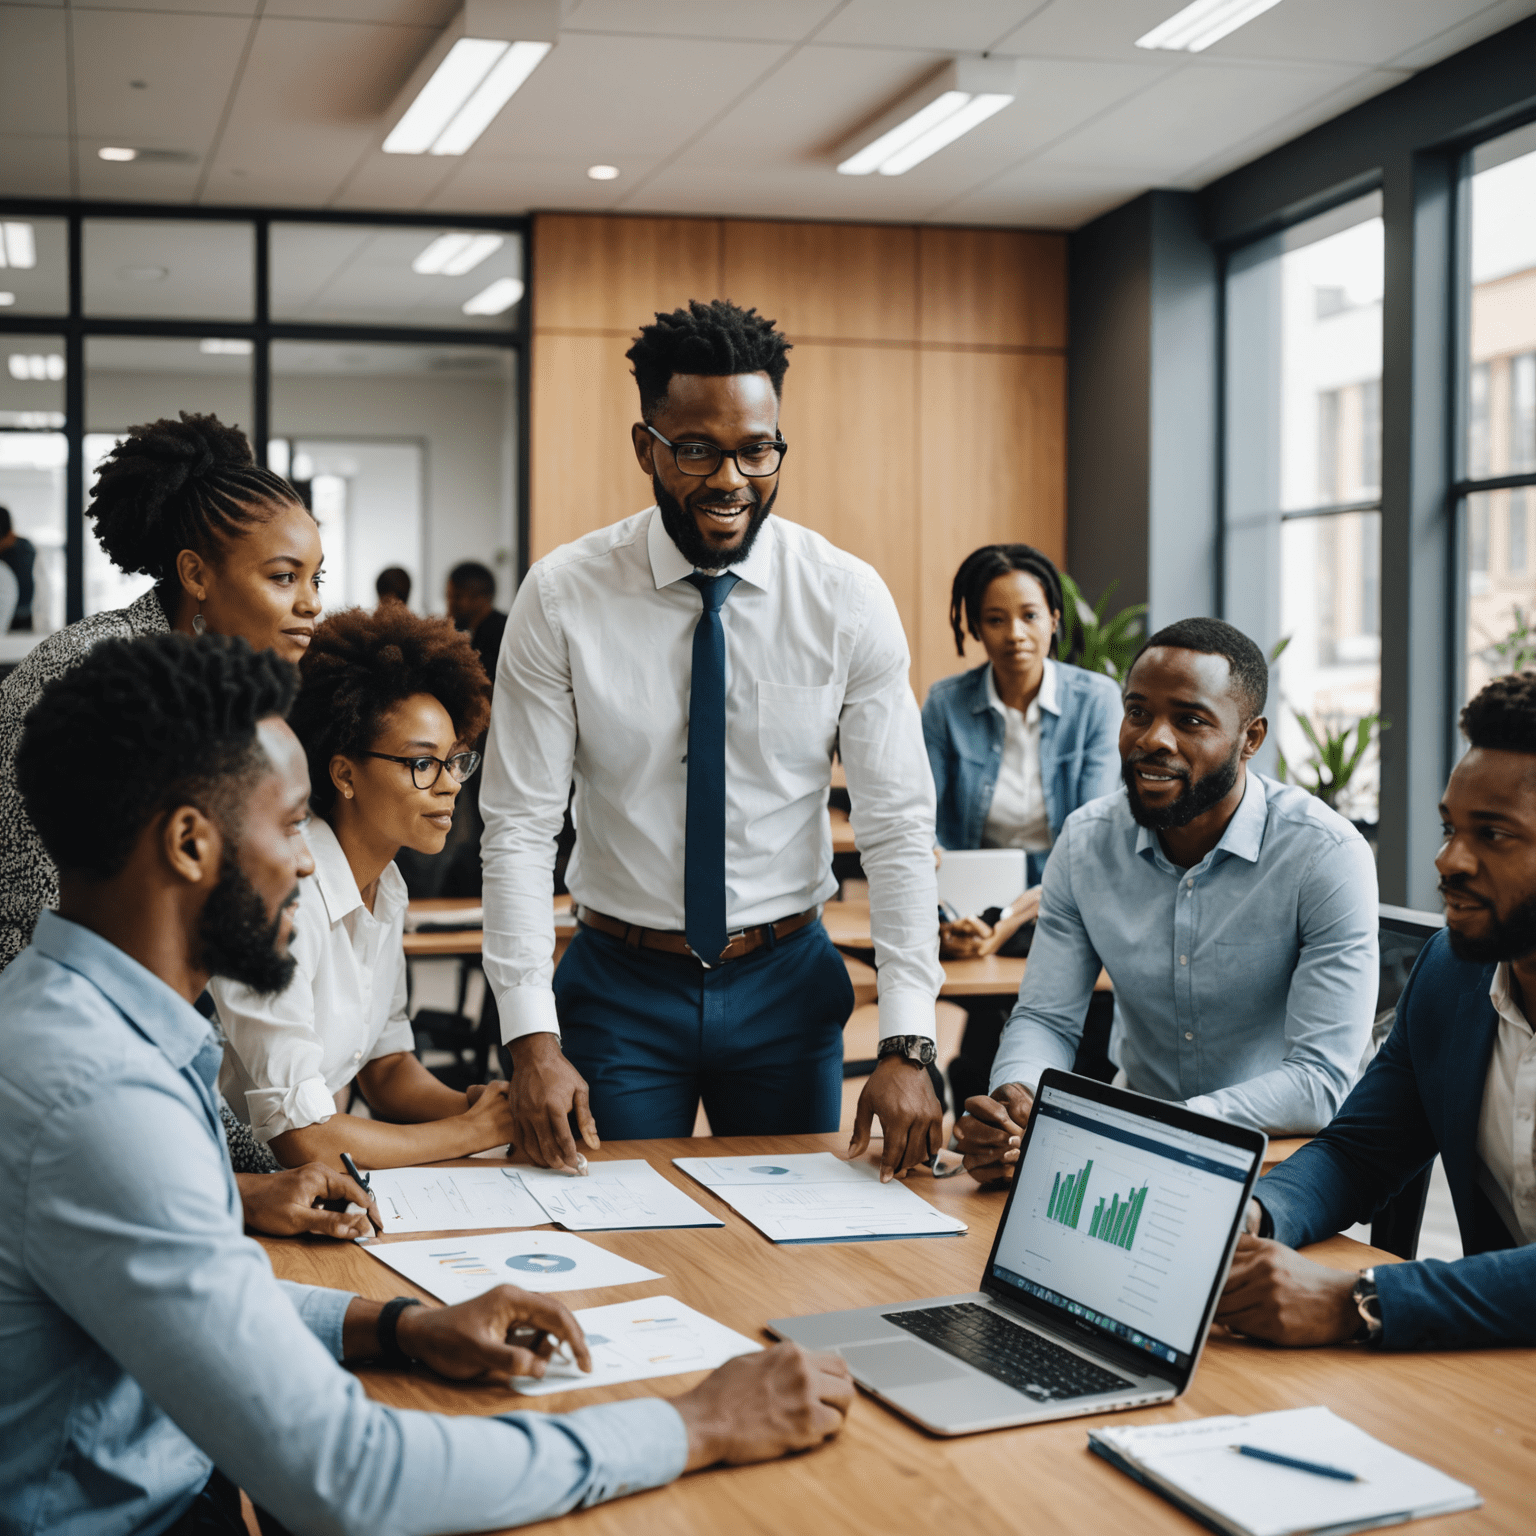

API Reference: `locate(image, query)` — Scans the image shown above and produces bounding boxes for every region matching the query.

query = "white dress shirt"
[1477,962,1536,1244]
[213,817,415,1144]
[981,660,1055,854]
[482,506,943,1043]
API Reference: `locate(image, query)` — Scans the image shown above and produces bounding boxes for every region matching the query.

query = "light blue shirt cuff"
[277,1280,353,1360]
[537,1399,690,1507]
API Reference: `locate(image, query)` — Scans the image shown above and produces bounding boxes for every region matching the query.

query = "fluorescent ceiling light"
[836,59,1015,177]
[1136,0,1283,52]
[462,277,523,315]
[200,338,253,355]
[98,146,139,162]
[412,231,505,275]
[587,164,620,181]
[430,41,550,155]
[0,293,14,307]
[0,223,36,269]
[384,3,558,156]
[8,354,65,382]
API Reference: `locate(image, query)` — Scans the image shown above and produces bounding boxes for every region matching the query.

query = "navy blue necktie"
[685,571,740,963]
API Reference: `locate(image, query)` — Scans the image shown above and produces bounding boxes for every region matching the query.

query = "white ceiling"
[1,0,1532,230]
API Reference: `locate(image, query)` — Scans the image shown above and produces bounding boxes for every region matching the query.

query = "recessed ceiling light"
[384,2,558,156]
[0,293,14,307]
[200,338,253,355]
[836,59,1015,177]
[0,223,36,269]
[587,164,620,181]
[98,146,139,162]
[1136,0,1284,52]
[412,232,504,276]
[462,277,524,316]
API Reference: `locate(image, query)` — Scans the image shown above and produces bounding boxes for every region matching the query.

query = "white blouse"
[981,659,1055,855]
[214,817,415,1145]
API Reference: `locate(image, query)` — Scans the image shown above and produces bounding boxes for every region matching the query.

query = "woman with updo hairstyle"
[213,603,519,1170]
[922,543,1123,1109]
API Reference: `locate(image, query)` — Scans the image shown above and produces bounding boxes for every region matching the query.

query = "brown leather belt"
[575,904,819,966]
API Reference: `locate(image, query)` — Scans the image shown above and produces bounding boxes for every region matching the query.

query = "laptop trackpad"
[840,1340,972,1390]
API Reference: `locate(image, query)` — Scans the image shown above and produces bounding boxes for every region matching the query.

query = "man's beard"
[1123,743,1243,831]
[655,475,775,570]
[199,850,299,995]
[1442,877,1536,963]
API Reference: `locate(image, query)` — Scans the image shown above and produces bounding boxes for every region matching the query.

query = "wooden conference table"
[261,1136,1533,1536]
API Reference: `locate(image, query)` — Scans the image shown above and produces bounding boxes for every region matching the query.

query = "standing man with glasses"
[483,299,944,1178]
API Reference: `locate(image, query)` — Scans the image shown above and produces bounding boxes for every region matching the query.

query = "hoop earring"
[192,612,207,636]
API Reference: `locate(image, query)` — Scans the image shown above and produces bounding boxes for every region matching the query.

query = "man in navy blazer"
[1218,672,1536,1350]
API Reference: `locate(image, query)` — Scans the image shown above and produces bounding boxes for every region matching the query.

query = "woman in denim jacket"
[921,544,1122,1106]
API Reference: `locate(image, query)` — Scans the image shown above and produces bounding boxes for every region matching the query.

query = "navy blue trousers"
[552,920,855,1140]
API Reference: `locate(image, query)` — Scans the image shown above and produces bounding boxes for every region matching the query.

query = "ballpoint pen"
[1233,1445,1361,1482]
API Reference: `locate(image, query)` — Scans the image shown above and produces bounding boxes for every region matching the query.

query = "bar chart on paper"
[1046,1160,1092,1229]
[1088,1181,1149,1251]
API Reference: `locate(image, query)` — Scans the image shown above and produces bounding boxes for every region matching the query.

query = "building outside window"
[1224,192,1384,825]
[1462,122,1536,700]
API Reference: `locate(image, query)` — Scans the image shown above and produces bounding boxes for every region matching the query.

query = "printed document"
[367,1165,548,1233]
[364,1230,660,1303]
[518,1159,723,1230]
[673,1152,967,1243]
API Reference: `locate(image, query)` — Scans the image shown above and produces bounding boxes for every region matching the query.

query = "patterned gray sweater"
[0,589,279,1174]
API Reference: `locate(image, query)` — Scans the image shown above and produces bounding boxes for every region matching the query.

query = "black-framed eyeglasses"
[646,425,788,478]
[363,750,481,789]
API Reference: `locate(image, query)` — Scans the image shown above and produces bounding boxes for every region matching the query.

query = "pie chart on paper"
[506,1253,579,1274]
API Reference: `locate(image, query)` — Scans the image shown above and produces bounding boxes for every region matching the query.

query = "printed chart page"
[674,1153,967,1243]
[518,1160,722,1230]
[1090,1408,1481,1536]
[364,1230,660,1303]
[511,1295,760,1397]
[367,1165,548,1233]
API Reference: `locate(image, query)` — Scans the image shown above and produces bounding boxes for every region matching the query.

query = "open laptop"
[767,1069,1266,1436]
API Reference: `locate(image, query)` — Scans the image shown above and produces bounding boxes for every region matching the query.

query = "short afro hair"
[89,411,305,584]
[448,560,496,600]
[375,566,412,604]
[16,633,297,881]
[1461,672,1536,754]
[625,299,791,423]
[1132,617,1269,720]
[949,544,1065,658]
[291,605,492,818]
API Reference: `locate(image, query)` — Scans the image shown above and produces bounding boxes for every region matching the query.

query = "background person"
[1217,672,1536,1351]
[482,300,944,1178]
[0,631,855,1536]
[375,564,411,608]
[956,618,1379,1181]
[923,543,1121,1107]
[0,503,36,632]
[0,410,322,1179]
[446,558,507,685]
[214,603,518,1169]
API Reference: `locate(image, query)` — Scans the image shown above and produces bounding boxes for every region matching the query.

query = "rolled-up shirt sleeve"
[481,566,574,1044]
[26,1083,691,1535]
[213,923,336,1144]
[839,572,943,1041]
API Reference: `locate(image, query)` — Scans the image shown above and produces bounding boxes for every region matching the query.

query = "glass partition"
[83,219,255,320]
[0,217,69,316]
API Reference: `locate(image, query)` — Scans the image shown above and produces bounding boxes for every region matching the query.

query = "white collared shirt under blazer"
[213,816,415,1144]
[482,507,944,1043]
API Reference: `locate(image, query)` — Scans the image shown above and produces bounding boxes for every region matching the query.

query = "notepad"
[673,1152,967,1243]
[1088,1407,1480,1536]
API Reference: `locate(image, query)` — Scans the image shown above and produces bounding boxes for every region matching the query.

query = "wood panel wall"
[530,212,1066,695]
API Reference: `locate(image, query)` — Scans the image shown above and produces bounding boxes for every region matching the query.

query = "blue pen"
[341,1152,370,1193]
[1234,1445,1361,1482]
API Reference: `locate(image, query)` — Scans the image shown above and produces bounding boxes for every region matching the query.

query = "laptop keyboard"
[884,1302,1134,1402]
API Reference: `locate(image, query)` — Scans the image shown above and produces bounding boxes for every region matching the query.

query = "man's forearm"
[989,1013,1079,1096]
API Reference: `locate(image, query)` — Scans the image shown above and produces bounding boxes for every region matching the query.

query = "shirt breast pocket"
[757,680,839,796]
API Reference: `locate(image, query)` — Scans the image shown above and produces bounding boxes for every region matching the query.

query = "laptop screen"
[986,1079,1258,1374]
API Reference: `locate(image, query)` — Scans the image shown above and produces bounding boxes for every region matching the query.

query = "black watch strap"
[377,1296,423,1367]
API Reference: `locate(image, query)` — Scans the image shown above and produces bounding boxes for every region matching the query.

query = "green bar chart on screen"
[1088,1182,1148,1250]
[1046,1160,1092,1229]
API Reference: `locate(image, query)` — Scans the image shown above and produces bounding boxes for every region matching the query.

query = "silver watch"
[876,1035,937,1067]
[1352,1268,1383,1344]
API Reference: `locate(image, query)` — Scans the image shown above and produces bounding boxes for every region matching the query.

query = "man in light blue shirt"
[955,618,1378,1181]
[0,633,851,1536]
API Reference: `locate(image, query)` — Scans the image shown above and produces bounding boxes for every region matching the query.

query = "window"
[1462,121,1536,700]
[1224,191,1384,823]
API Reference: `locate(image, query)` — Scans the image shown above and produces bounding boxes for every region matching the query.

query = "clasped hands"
[940,887,1041,960]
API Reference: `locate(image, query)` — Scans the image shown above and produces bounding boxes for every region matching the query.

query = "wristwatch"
[1351,1269,1383,1345]
[378,1296,423,1368]
[877,1035,938,1067]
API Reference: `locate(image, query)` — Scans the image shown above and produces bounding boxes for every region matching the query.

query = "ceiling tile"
[74,0,259,14]
[0,133,72,198]
[422,153,670,212]
[936,163,1154,229]
[0,6,69,138]
[1383,0,1536,66]
[563,0,839,42]
[262,2,458,21]
[816,0,1047,51]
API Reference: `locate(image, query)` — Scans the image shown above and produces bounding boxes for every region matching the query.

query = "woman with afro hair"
[213,602,519,1169]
